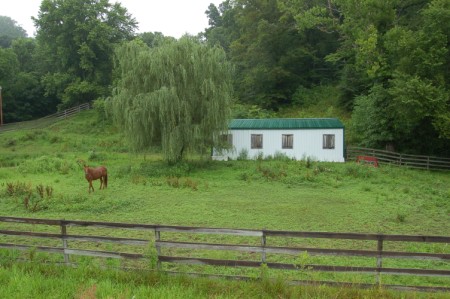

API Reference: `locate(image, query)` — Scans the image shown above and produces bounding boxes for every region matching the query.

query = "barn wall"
[214,129,345,162]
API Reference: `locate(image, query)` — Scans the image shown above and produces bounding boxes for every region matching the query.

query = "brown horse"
[79,161,108,193]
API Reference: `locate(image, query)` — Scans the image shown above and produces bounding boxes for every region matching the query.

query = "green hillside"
[0,110,449,297]
[0,110,448,233]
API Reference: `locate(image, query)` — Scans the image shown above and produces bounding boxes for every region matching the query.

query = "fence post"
[60,219,69,264]
[376,236,383,285]
[155,228,161,271]
[427,156,430,170]
[261,229,266,264]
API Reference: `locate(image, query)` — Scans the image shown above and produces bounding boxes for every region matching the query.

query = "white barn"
[213,118,345,162]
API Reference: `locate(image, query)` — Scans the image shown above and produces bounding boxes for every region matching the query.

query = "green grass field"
[0,110,449,298]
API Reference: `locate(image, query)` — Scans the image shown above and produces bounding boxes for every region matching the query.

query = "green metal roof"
[229,118,344,130]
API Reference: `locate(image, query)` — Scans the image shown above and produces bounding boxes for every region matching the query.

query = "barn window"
[220,134,233,147]
[323,134,335,149]
[251,134,263,149]
[282,134,293,149]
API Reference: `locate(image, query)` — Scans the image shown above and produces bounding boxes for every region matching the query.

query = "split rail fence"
[0,216,449,293]
[346,146,450,171]
[0,102,91,134]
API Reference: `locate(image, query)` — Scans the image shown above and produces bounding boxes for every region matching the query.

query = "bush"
[17,156,77,174]
[272,151,291,161]
[237,148,249,160]
[88,150,107,161]
[93,98,108,121]
[4,181,54,212]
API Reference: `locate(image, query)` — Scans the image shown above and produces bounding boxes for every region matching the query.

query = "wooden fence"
[347,146,450,171]
[0,216,449,292]
[0,102,91,134]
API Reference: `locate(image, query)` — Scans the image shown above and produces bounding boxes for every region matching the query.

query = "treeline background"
[0,0,448,156]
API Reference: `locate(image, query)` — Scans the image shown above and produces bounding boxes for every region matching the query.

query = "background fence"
[0,103,91,134]
[346,146,450,171]
[0,216,449,293]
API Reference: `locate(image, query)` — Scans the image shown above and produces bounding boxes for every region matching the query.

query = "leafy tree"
[204,1,239,53]
[11,38,37,72]
[0,16,27,48]
[205,0,339,109]
[0,47,19,122]
[33,0,137,108]
[0,39,59,122]
[283,0,449,155]
[138,32,175,48]
[108,38,234,163]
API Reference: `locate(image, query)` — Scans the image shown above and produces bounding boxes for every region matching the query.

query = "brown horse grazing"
[83,165,108,193]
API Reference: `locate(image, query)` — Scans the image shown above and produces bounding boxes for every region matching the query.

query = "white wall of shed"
[214,129,345,162]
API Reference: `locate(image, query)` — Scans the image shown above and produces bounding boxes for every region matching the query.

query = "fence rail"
[346,146,450,171]
[0,216,449,292]
[0,103,91,134]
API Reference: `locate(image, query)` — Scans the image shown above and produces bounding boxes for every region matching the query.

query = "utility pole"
[0,86,3,126]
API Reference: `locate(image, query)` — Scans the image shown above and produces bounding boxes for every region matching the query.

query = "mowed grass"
[0,110,449,297]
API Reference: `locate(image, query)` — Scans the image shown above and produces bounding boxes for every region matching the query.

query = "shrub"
[166,177,180,188]
[255,152,264,161]
[257,165,287,181]
[237,148,249,160]
[183,178,198,191]
[273,151,291,161]
[5,181,32,197]
[166,177,199,191]
[93,97,108,122]
[5,181,54,212]
[88,150,106,161]
[18,156,77,174]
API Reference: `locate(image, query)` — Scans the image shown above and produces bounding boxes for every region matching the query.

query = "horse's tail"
[104,173,108,188]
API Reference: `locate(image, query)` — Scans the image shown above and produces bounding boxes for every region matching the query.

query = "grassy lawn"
[0,110,449,297]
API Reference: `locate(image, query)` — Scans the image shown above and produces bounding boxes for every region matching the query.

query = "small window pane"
[251,134,263,149]
[323,134,335,149]
[282,134,293,149]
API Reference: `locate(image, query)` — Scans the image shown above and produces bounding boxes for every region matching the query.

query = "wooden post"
[60,219,69,264]
[261,229,266,264]
[155,229,161,271]
[376,236,383,285]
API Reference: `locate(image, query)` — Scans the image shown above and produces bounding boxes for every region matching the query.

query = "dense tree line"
[0,0,448,156]
[204,0,449,156]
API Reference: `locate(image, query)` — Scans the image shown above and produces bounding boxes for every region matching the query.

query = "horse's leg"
[89,180,94,193]
[99,177,104,190]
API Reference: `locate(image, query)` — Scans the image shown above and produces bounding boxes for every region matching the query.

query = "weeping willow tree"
[108,37,234,163]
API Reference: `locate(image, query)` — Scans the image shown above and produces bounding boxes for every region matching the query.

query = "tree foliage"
[278,0,449,155]
[108,38,234,163]
[0,16,27,48]
[33,0,137,108]
[0,38,59,122]
[205,0,339,109]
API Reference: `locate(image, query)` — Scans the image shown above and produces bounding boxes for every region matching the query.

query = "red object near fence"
[356,156,379,167]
